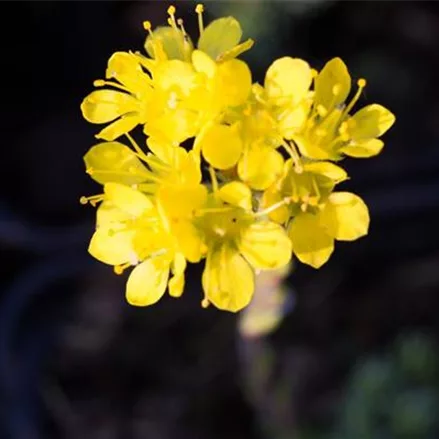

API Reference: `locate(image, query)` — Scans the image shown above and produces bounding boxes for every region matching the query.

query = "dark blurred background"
[1,1,439,438]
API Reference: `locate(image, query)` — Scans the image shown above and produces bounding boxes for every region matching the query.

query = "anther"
[317,105,327,117]
[201,297,210,308]
[79,194,104,207]
[93,79,105,87]
[357,78,366,88]
[167,5,176,15]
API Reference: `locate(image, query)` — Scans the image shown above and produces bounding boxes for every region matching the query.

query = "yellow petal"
[294,135,334,161]
[217,38,254,62]
[348,104,395,141]
[145,26,193,62]
[320,192,369,241]
[202,245,254,312]
[84,142,150,185]
[340,139,384,158]
[288,213,334,268]
[265,57,312,105]
[200,124,243,170]
[239,221,292,270]
[218,181,252,210]
[81,90,139,124]
[216,59,252,107]
[96,114,142,141]
[96,201,131,228]
[238,145,284,190]
[145,108,198,144]
[278,100,311,139]
[173,221,206,263]
[88,228,136,266]
[158,184,207,218]
[303,161,348,183]
[168,253,187,297]
[104,183,154,217]
[126,258,170,306]
[106,52,152,94]
[153,60,197,93]
[315,57,351,111]
[192,49,217,78]
[198,17,242,60]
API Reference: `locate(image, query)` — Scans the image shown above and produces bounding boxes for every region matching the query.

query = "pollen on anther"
[167,5,176,15]
[357,78,367,88]
[143,20,152,30]
[79,196,88,205]
[195,4,204,13]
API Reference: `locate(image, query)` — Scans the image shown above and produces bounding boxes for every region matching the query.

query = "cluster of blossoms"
[80,5,395,312]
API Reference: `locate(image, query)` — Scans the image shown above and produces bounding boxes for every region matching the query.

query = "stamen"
[167,5,178,30]
[195,3,204,34]
[80,194,104,207]
[143,20,154,37]
[282,141,303,174]
[341,78,366,120]
[114,263,131,275]
[177,18,187,37]
[125,133,149,162]
[209,166,219,193]
[311,177,321,200]
[253,197,291,218]
[201,297,210,308]
[93,79,129,92]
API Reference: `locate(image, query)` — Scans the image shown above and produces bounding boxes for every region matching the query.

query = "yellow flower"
[191,49,252,123]
[81,50,201,143]
[262,159,349,224]
[81,52,153,141]
[292,57,395,160]
[217,58,313,191]
[288,191,369,268]
[144,4,254,63]
[80,3,396,313]
[198,182,292,312]
[83,141,152,186]
[145,137,202,187]
[85,182,187,306]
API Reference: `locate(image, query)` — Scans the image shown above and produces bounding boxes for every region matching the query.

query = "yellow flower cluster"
[80,4,395,312]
